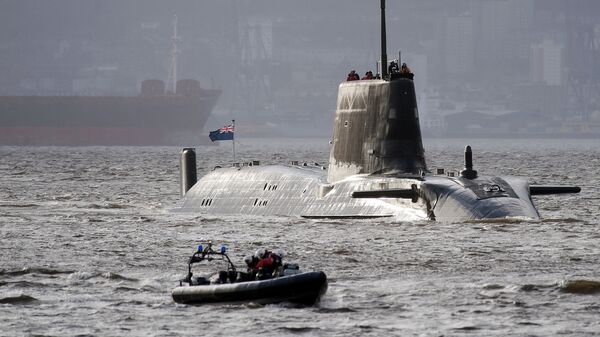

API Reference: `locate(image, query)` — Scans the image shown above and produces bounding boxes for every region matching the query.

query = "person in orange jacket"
[400,63,412,75]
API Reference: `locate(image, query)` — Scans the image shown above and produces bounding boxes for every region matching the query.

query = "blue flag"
[209,124,234,142]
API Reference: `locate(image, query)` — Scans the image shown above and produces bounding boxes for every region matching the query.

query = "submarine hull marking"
[454,176,518,200]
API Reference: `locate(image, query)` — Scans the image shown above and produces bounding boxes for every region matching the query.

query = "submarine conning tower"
[327,78,427,183]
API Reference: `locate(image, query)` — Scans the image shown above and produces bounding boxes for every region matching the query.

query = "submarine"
[175,0,580,221]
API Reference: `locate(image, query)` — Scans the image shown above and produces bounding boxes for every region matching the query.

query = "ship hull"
[0,93,220,145]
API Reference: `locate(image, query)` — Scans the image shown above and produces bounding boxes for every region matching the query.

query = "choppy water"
[1,138,599,336]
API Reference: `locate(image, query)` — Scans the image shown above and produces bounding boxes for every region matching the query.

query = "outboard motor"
[180,148,197,196]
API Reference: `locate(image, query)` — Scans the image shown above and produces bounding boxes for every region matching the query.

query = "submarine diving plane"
[176,0,580,221]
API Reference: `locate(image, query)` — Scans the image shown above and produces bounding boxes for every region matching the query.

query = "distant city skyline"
[1,0,599,136]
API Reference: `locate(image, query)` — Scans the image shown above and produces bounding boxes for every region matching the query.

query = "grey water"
[1,138,599,336]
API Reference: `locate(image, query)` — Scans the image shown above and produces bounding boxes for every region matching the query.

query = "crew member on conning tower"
[400,63,411,74]
[388,60,399,75]
[346,70,360,81]
[362,71,374,80]
[399,62,414,79]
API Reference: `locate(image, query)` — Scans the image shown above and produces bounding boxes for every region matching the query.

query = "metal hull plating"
[177,164,540,221]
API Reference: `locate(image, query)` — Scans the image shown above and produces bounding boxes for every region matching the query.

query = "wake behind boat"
[172,242,327,306]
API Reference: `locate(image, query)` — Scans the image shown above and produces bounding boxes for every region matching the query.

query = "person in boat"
[252,248,284,280]
[362,71,374,80]
[346,70,359,81]
[244,254,258,272]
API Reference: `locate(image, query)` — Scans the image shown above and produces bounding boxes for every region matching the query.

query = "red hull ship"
[0,79,220,146]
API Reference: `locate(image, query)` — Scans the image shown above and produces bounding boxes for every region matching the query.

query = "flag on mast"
[209,124,234,142]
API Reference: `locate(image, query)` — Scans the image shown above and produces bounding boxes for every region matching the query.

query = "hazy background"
[1,0,599,137]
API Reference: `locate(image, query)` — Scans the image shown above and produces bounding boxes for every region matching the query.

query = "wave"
[277,326,321,333]
[52,195,72,201]
[0,203,40,208]
[479,279,600,297]
[77,203,131,209]
[541,217,584,224]
[109,299,145,306]
[67,271,96,281]
[0,267,74,276]
[452,326,481,331]
[0,294,39,305]
[134,216,155,223]
[0,280,52,288]
[101,272,138,282]
[65,271,138,283]
[478,282,555,299]
[316,307,356,313]
[115,286,139,292]
[0,268,140,284]
[464,216,535,224]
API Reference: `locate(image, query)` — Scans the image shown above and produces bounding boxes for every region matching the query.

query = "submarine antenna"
[380,0,388,79]
[460,145,478,179]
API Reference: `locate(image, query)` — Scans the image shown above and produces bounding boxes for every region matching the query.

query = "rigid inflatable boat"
[172,243,327,305]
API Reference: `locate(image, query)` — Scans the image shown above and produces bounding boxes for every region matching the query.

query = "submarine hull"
[176,164,540,221]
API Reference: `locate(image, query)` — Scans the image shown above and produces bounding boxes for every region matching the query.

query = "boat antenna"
[166,15,180,94]
[380,0,388,79]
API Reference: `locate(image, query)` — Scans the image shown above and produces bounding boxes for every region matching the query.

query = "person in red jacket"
[362,71,374,80]
[252,248,284,280]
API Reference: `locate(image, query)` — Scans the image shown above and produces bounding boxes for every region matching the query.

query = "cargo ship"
[1,15,221,146]
[0,79,221,146]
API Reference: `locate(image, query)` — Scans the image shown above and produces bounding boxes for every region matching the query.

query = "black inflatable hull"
[172,271,327,305]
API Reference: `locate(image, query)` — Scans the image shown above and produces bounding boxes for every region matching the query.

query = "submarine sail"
[328,78,427,183]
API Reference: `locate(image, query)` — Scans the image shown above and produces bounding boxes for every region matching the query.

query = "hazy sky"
[1,0,599,136]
